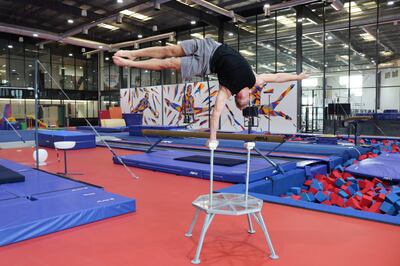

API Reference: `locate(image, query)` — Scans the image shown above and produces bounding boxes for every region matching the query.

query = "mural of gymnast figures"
[257,83,295,121]
[130,87,162,125]
[164,82,214,128]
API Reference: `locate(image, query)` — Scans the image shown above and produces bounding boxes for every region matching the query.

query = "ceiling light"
[344,2,362,13]
[28,64,32,67]
[360,32,376,41]
[277,16,296,27]
[326,35,333,40]
[69,53,73,57]
[240,50,255,56]
[297,18,303,23]
[33,33,39,37]
[105,57,109,61]
[330,0,344,11]
[190,20,196,25]
[98,23,119,31]
[120,10,151,21]
[116,14,123,24]
[228,32,234,36]
[137,34,143,38]
[7,45,13,49]
[67,19,74,24]
[12,69,16,72]
[381,50,394,56]
[117,0,123,3]
[263,4,271,17]
[98,45,103,49]
[388,1,394,5]
[190,33,204,39]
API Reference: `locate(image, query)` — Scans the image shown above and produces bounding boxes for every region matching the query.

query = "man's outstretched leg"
[113,56,181,71]
[114,44,185,60]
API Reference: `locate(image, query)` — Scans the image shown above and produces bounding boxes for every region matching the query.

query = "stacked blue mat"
[0,159,136,246]
[38,130,96,149]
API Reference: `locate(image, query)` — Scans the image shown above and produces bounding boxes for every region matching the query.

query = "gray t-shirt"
[179,38,221,81]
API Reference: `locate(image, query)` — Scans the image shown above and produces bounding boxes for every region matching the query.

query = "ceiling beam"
[164,0,252,37]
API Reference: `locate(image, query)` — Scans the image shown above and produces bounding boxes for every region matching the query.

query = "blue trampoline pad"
[1,170,87,197]
[0,187,136,246]
[114,150,297,183]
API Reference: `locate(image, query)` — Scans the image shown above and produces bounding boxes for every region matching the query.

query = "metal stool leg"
[247,214,256,234]
[185,208,201,237]
[252,212,279,260]
[191,213,215,265]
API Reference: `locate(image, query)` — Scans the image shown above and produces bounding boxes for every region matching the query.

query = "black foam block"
[0,165,25,184]
[174,155,246,166]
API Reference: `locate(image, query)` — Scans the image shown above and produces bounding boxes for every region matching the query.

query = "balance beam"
[142,129,285,143]
[343,116,373,122]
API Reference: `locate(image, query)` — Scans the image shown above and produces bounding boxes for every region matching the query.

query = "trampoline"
[114,150,297,183]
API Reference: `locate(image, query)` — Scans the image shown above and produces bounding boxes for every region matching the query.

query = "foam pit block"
[386,193,400,204]
[315,191,328,203]
[290,187,301,195]
[360,195,373,208]
[380,201,396,215]
[335,178,346,188]
[394,201,400,210]
[338,190,349,199]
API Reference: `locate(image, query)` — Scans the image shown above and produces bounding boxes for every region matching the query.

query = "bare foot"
[112,56,132,67]
[114,50,137,60]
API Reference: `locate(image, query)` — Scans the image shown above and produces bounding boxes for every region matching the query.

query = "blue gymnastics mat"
[38,130,96,149]
[114,150,297,183]
[0,130,35,142]
[0,187,135,246]
[103,131,369,162]
[0,160,136,246]
[345,153,400,181]
[217,174,400,225]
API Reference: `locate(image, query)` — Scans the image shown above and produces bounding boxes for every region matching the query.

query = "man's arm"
[209,87,230,143]
[257,72,308,84]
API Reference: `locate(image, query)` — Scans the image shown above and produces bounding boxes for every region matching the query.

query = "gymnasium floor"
[0,147,399,266]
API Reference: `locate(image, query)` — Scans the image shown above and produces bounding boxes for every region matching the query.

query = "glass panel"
[257,14,276,73]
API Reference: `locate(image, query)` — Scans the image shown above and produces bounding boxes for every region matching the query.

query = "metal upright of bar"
[185,141,279,264]
[34,59,40,169]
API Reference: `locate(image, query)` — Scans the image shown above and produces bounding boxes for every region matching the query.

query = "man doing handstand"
[113,38,308,145]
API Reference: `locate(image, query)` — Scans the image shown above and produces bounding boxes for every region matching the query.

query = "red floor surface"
[0,147,399,266]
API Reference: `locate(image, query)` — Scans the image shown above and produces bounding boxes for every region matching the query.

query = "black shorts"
[210,44,256,95]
